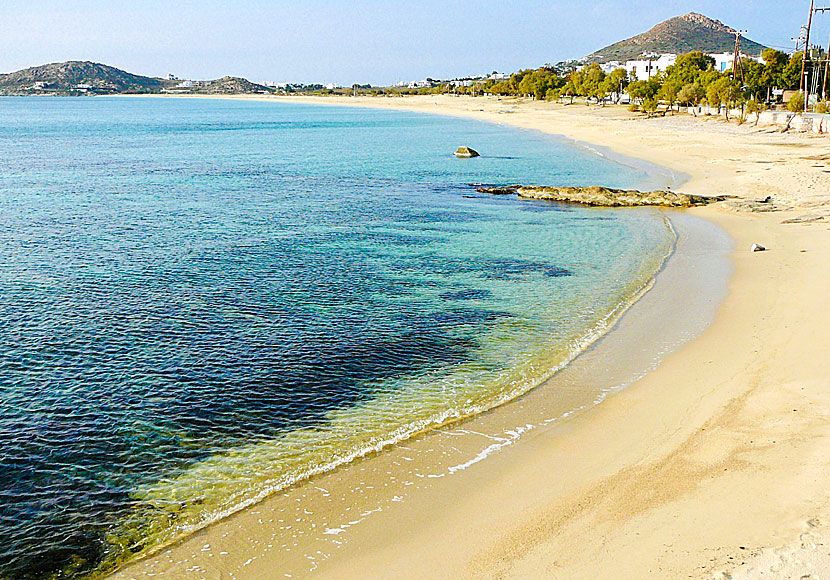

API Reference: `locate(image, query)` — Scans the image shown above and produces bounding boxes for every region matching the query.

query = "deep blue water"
[0,97,673,579]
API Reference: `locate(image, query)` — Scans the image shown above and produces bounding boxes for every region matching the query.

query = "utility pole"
[824,32,830,99]
[792,25,808,51]
[802,6,830,108]
[731,30,748,84]
[800,0,815,105]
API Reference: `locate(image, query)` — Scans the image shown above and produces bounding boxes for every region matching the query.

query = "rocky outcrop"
[476,185,723,207]
[476,186,518,195]
[454,147,480,158]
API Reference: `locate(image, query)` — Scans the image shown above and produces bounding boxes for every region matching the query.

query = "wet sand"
[110,96,830,580]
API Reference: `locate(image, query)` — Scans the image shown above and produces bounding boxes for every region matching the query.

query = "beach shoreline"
[109,95,830,580]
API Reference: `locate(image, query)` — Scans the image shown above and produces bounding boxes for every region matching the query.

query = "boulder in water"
[454,146,480,158]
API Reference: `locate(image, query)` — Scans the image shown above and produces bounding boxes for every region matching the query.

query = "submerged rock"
[512,185,724,207]
[476,186,518,195]
[454,146,480,158]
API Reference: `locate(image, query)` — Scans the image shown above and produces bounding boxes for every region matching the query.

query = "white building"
[407,79,434,89]
[623,51,765,81]
[625,54,677,81]
[600,61,624,75]
[710,52,763,73]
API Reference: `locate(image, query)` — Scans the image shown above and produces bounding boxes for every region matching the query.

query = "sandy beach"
[109,95,830,580]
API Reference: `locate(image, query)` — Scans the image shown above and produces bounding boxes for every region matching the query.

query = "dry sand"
[110,96,830,580]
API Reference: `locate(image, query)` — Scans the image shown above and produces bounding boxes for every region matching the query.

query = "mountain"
[584,13,768,63]
[0,61,168,95]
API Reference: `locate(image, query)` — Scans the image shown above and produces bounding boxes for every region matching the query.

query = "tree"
[678,83,706,107]
[601,68,629,103]
[782,53,804,90]
[707,77,734,119]
[628,78,660,104]
[659,78,683,112]
[580,63,607,103]
[740,59,767,102]
[664,51,716,86]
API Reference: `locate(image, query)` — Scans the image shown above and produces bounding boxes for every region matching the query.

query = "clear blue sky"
[0,1,822,85]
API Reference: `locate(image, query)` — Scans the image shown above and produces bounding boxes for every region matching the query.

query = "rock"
[781,215,825,224]
[721,199,789,213]
[513,185,724,207]
[751,243,766,252]
[454,146,480,158]
[476,186,518,195]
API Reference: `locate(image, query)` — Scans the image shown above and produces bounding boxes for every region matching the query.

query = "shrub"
[628,103,640,112]
[642,98,659,116]
[788,91,805,113]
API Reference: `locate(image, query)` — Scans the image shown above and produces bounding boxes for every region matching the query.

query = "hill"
[584,13,768,63]
[0,62,272,96]
[191,76,270,95]
[0,61,169,95]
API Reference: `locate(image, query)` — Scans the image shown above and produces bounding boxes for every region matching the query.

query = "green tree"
[707,77,734,119]
[678,83,706,106]
[628,78,660,103]
[664,51,716,85]
[782,53,804,90]
[580,63,607,103]
[659,78,683,112]
[601,68,629,103]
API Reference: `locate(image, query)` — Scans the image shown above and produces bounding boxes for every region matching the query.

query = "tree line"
[402,50,813,115]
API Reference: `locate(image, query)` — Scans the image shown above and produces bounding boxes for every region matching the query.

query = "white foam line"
[447,424,535,475]
[322,507,383,537]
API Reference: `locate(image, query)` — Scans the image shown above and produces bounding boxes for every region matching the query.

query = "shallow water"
[0,97,673,579]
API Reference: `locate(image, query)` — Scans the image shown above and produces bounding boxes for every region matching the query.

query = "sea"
[0,96,677,579]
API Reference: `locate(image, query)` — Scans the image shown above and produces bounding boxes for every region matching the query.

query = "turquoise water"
[0,97,674,579]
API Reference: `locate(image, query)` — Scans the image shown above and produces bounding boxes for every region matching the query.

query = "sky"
[0,1,823,85]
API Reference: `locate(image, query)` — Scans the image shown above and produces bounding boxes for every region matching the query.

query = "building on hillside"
[600,61,624,74]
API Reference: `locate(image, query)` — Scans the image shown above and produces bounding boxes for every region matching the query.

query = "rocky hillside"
[191,76,270,94]
[0,62,272,96]
[584,13,767,63]
[0,61,168,95]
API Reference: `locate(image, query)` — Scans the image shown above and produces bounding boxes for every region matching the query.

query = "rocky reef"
[476,185,724,207]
